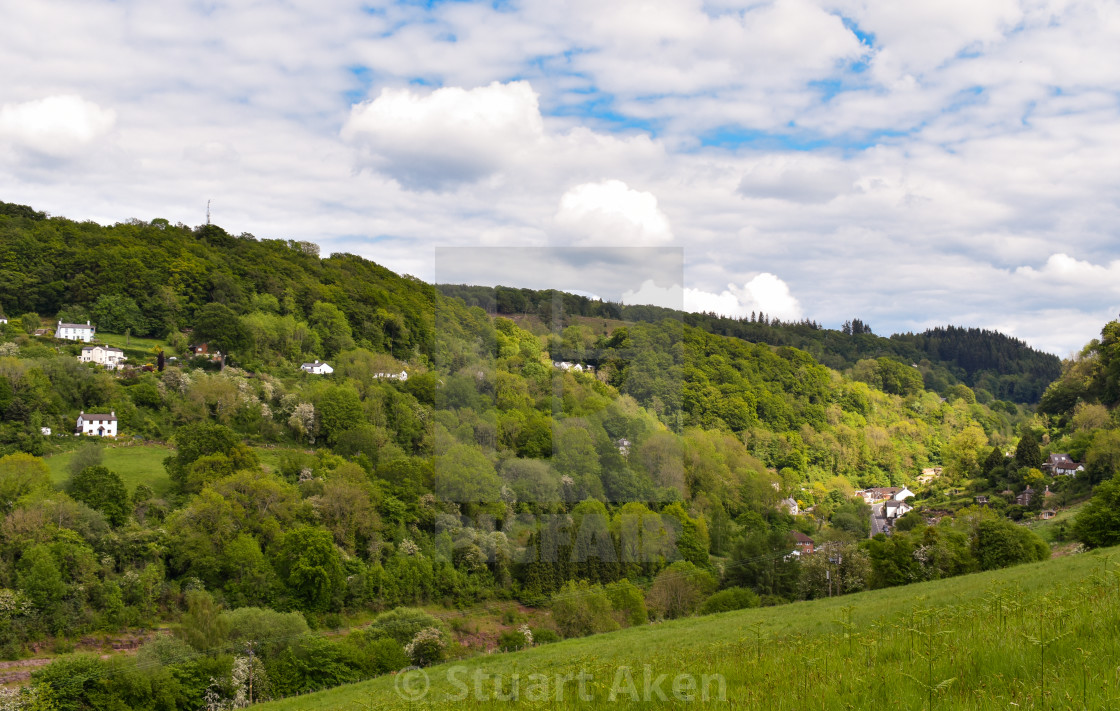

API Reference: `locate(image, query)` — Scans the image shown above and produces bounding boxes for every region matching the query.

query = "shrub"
[365,607,444,645]
[646,561,717,620]
[531,627,560,645]
[605,579,647,626]
[404,627,446,667]
[700,587,760,615]
[550,580,619,639]
[497,625,533,652]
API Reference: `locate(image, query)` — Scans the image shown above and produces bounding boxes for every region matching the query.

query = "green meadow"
[256,548,1120,710]
[45,444,173,495]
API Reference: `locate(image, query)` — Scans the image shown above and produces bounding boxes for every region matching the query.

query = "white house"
[0,314,8,325]
[300,360,334,375]
[883,499,913,520]
[57,320,95,342]
[40,427,51,436]
[373,370,408,381]
[76,411,117,437]
[1044,453,1084,477]
[778,497,800,515]
[894,487,915,501]
[79,345,126,369]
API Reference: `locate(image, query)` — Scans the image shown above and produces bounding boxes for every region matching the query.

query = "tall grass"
[256,548,1120,710]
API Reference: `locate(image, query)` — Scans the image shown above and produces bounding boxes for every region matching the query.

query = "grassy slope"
[44,444,307,495]
[1026,501,1087,544]
[45,444,173,495]
[257,548,1120,710]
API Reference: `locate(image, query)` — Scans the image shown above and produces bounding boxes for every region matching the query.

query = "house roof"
[79,412,117,421]
[82,346,124,353]
[791,531,814,544]
[58,322,94,330]
[884,499,908,509]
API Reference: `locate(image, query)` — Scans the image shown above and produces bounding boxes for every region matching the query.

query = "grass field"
[1026,501,1086,543]
[255,548,1120,710]
[45,444,173,495]
[95,331,168,352]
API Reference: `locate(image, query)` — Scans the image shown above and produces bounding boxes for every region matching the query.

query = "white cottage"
[79,345,126,369]
[0,314,8,325]
[884,499,913,520]
[58,320,96,342]
[373,370,408,381]
[300,360,334,375]
[77,411,117,437]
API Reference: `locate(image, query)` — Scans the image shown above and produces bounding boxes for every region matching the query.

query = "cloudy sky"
[3,0,1119,355]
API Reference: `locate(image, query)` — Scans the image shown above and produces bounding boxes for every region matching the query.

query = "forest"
[0,201,1112,710]
[440,284,1061,403]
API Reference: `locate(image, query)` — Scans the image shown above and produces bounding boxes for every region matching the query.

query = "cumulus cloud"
[622,273,803,321]
[0,95,115,157]
[342,81,544,190]
[554,180,673,245]
[1015,253,1120,292]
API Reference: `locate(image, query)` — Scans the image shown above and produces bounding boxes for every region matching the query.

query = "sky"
[2,0,1120,356]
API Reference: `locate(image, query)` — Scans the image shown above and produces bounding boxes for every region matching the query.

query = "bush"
[700,587,760,615]
[404,627,446,667]
[530,628,560,645]
[497,625,533,652]
[646,561,717,620]
[365,607,444,645]
[550,580,619,639]
[361,636,410,674]
[604,579,647,626]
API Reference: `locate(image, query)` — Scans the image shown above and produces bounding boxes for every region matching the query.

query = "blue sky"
[2,0,1120,354]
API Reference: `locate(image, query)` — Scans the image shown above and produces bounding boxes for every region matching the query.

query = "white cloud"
[341,81,544,190]
[554,180,674,245]
[1015,253,1120,292]
[0,95,115,157]
[739,155,855,203]
[622,273,803,321]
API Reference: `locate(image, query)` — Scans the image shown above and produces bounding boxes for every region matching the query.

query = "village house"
[57,320,95,342]
[301,360,334,375]
[790,531,815,556]
[883,498,913,520]
[40,427,51,436]
[1015,486,1036,507]
[552,361,594,374]
[616,438,631,457]
[76,411,117,437]
[79,345,126,370]
[1042,453,1084,477]
[1040,509,1056,520]
[858,486,913,504]
[778,497,799,515]
[975,495,989,505]
[0,313,7,324]
[373,370,408,381]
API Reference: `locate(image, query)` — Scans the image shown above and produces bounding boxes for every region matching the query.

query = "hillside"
[441,284,1061,404]
[255,547,1120,710]
[0,201,1062,710]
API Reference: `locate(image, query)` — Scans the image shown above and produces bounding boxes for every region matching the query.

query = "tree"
[90,293,147,335]
[68,465,130,526]
[164,421,247,492]
[272,526,345,612]
[179,589,229,651]
[308,302,354,357]
[0,453,52,514]
[1015,430,1042,470]
[192,303,251,360]
[1073,473,1120,548]
[316,386,363,445]
[646,561,716,619]
[550,580,618,638]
